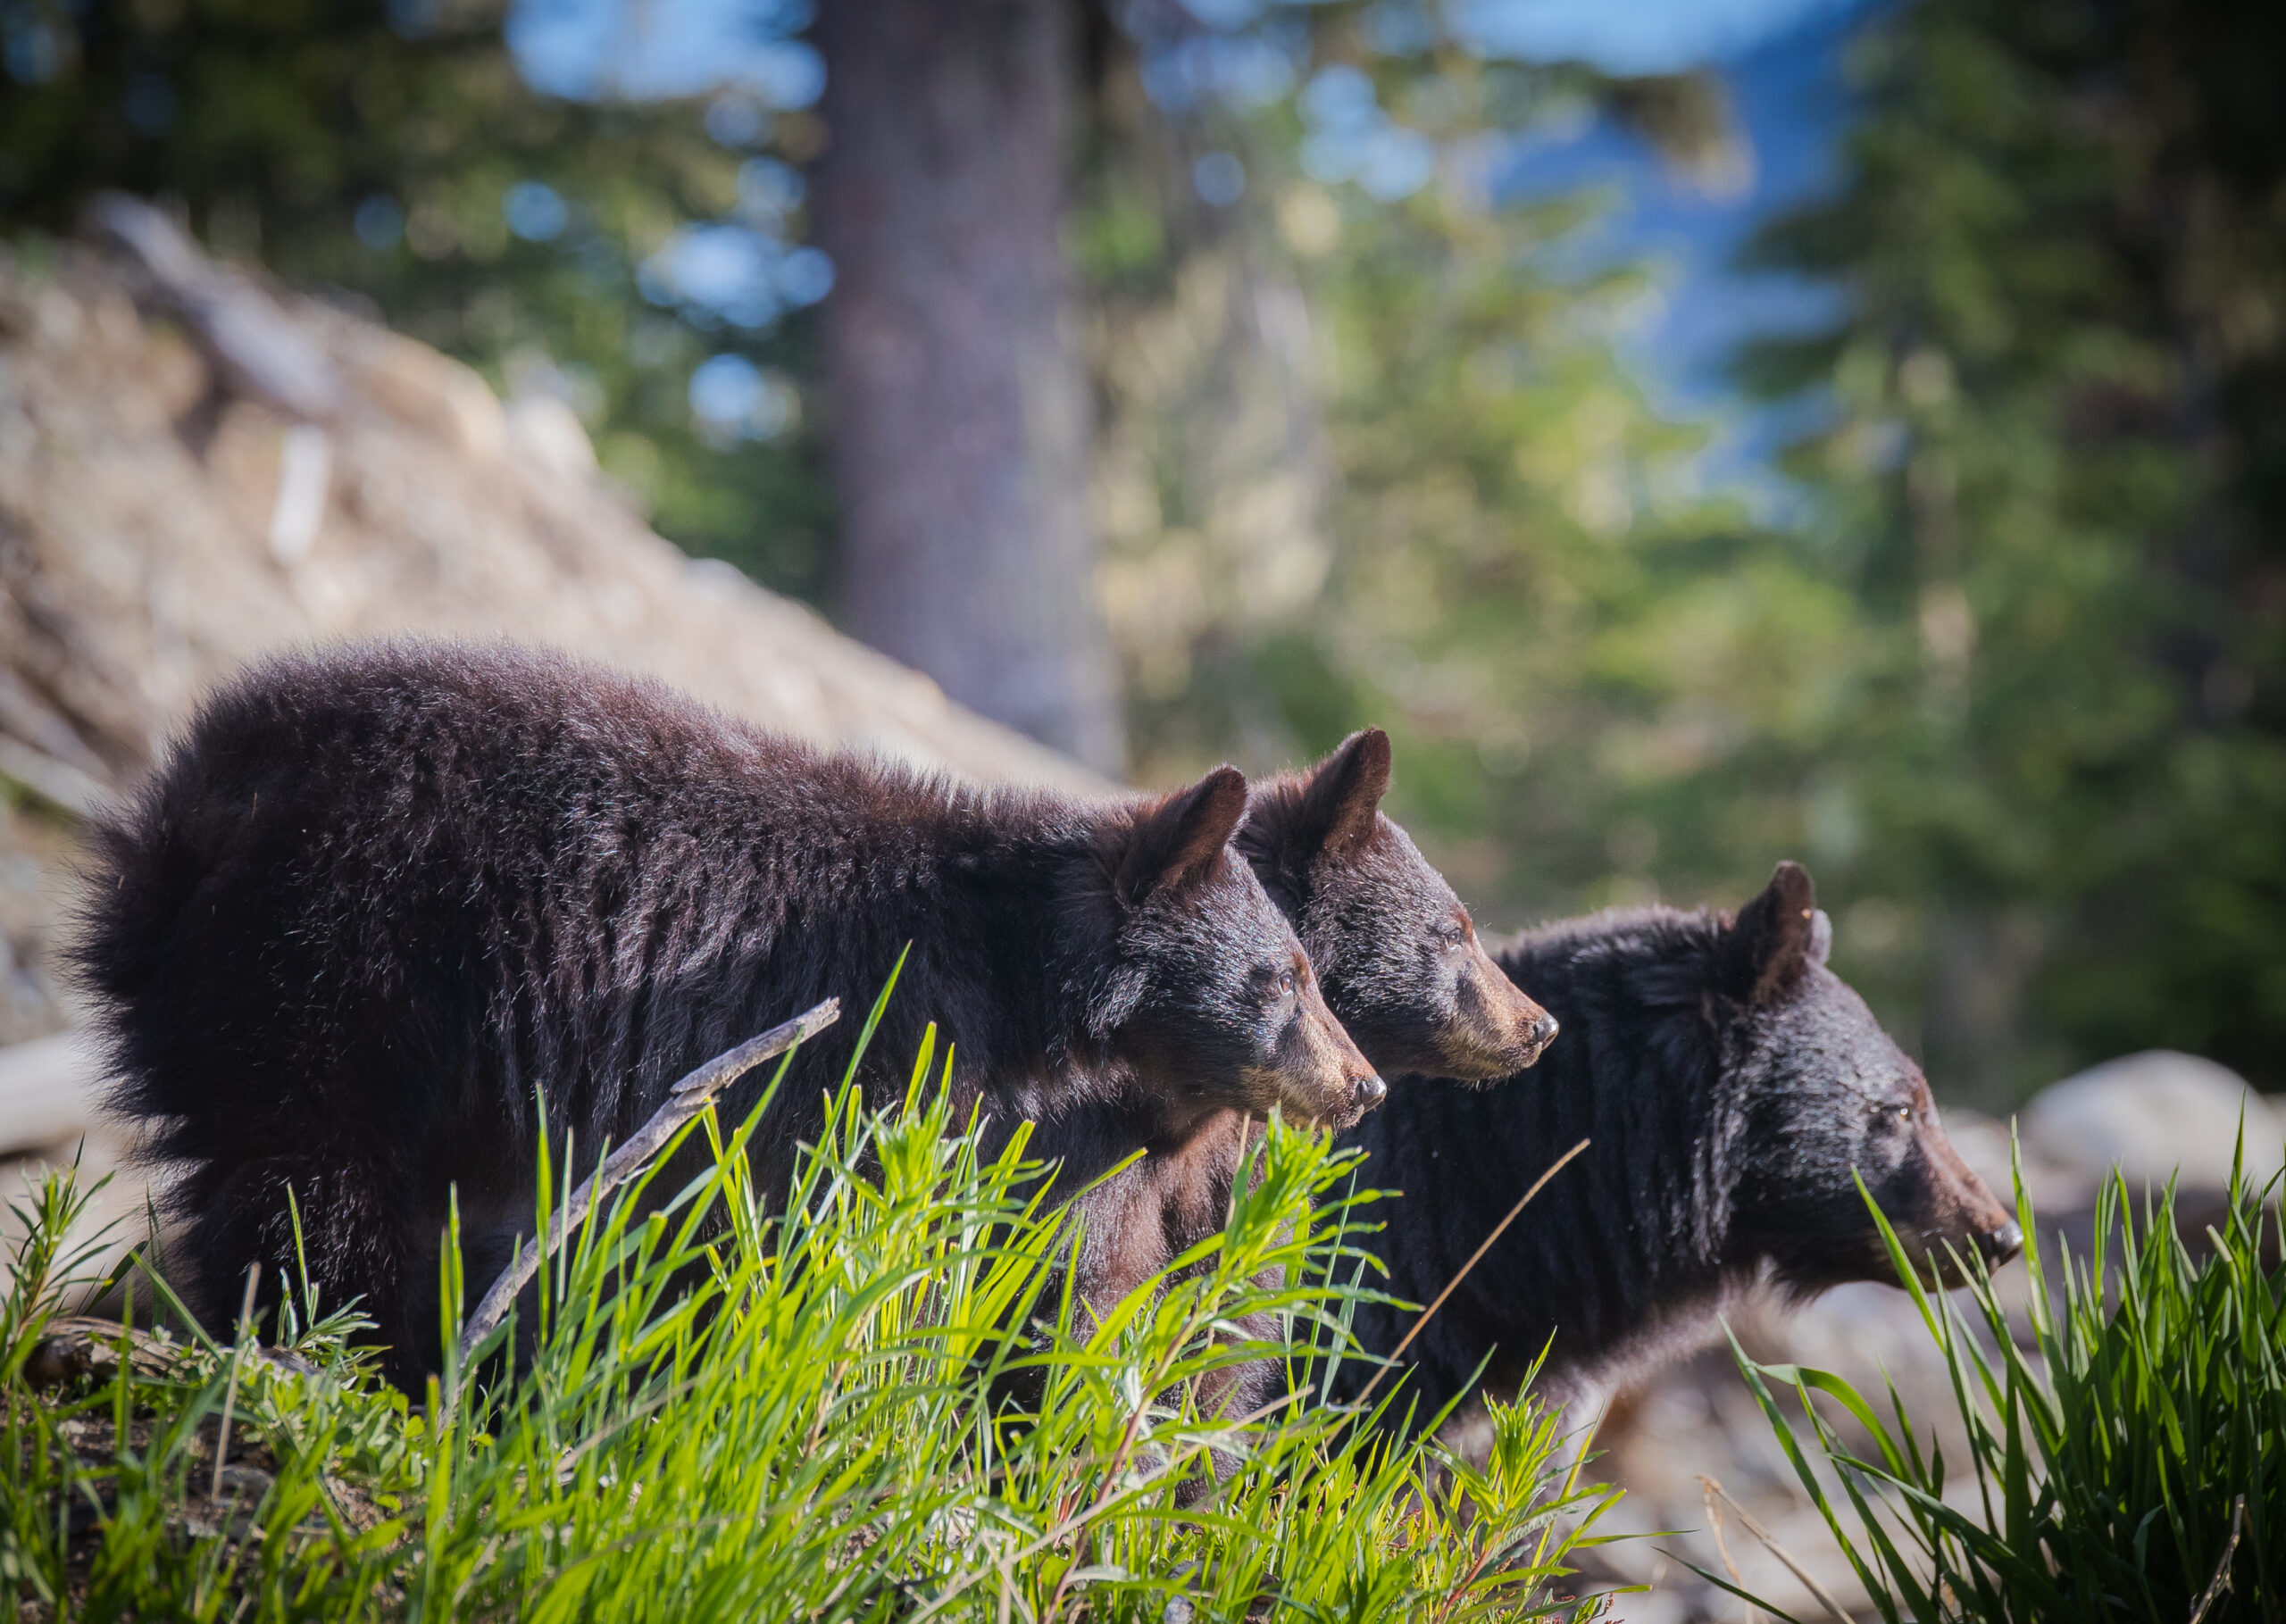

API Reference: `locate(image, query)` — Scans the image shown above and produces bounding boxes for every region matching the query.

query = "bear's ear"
[1295,729,1392,858]
[1719,861,1821,1004]
[1117,765,1250,904]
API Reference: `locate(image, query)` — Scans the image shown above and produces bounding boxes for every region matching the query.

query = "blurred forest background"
[2,0,2280,1108]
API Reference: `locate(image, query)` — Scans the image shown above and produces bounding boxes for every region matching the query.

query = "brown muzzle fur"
[1881,1114,2023,1287]
[1261,975,1385,1129]
[1439,940,1559,1081]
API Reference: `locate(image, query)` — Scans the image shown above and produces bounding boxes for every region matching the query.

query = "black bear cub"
[1333,862,2021,1427]
[1239,729,1556,1083]
[78,644,1381,1388]
[1108,728,1561,1432]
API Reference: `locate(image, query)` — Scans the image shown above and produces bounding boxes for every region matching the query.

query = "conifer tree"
[1739,0,2286,1096]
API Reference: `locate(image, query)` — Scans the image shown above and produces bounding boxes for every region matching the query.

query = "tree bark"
[813,0,1125,777]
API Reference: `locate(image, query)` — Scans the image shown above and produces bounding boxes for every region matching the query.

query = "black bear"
[1103,728,1563,1432]
[77,643,1382,1388]
[1238,729,1557,1082]
[1330,862,2022,1429]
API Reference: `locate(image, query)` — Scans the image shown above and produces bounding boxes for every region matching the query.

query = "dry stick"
[2188,1495,2248,1624]
[1699,1476,1761,1624]
[455,997,840,1367]
[211,1262,260,1501]
[1350,1137,1590,1412]
[1699,1474,1851,1624]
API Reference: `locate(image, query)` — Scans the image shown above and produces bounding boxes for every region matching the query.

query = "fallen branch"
[2188,1495,2247,1624]
[21,1314,187,1389]
[455,998,839,1366]
[82,192,344,421]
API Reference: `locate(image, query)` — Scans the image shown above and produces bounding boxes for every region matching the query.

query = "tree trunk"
[813,0,1125,776]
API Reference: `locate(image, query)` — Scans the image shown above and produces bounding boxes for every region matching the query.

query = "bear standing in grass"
[78,643,1382,1388]
[1332,862,2021,1432]
[1082,729,1565,1425]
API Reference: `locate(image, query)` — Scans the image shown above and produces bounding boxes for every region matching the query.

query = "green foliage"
[1100,46,1859,944]
[2,1019,1620,1620]
[1735,0,2286,1099]
[0,0,832,595]
[1725,1151,2285,1623]
[1297,152,1849,914]
[1110,1,2286,1106]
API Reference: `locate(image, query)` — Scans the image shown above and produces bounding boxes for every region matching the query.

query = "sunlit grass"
[1722,1143,2284,1624]
[2,1000,1619,1621]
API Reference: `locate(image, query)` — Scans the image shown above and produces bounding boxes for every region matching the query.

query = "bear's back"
[79,643,968,1178]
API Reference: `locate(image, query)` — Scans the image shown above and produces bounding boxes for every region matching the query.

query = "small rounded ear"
[1296,728,1392,857]
[1719,861,1820,1003]
[1117,764,1250,904]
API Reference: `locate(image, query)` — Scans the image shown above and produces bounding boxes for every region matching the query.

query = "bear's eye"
[1277,970,1297,1000]
[1893,1104,1913,1123]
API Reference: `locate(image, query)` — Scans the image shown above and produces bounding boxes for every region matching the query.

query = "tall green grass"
[2,1012,1620,1620]
[1723,1147,2284,1624]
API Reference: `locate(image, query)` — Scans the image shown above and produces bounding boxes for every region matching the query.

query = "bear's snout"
[1310,1066,1387,1130]
[1311,1053,1387,1128]
[1264,974,1387,1128]
[1875,1123,2023,1287]
[1979,1216,2024,1266]
[1441,948,1561,1080]
[1272,1061,1384,1130]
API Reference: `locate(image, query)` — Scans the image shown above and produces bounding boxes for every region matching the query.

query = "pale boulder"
[2020,1049,2282,1193]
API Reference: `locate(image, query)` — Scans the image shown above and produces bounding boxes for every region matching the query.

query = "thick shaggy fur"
[1331,863,2020,1427]
[77,644,1380,1387]
[1239,730,1556,1082]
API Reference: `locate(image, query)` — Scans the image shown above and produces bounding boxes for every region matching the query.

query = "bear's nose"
[1981,1219,2023,1263]
[1356,1073,1388,1106]
[1531,1012,1560,1049]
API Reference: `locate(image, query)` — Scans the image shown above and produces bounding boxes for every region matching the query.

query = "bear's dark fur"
[76,643,1381,1387]
[1331,862,2021,1425]
[1239,729,1557,1082]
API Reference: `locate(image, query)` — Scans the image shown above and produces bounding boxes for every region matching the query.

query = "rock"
[0,1033,106,1155]
[0,739,109,820]
[2021,1050,2282,1192]
[212,1463,276,1500]
[347,329,505,460]
[505,390,597,481]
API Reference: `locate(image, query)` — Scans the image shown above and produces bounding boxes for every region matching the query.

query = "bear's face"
[1715,864,2022,1294]
[1239,730,1556,1082]
[1312,815,1556,1081]
[1096,766,1385,1132]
